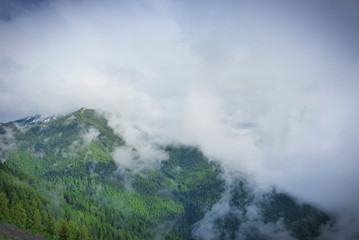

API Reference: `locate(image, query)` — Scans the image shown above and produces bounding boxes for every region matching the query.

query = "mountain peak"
[9,114,60,126]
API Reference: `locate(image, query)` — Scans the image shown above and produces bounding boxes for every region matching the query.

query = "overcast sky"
[1,0,359,223]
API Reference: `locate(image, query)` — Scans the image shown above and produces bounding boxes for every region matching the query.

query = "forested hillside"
[0,108,330,240]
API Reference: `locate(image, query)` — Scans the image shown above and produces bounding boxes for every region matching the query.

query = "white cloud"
[83,127,100,145]
[107,112,168,171]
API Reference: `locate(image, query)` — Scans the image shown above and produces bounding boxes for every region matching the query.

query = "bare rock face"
[0,223,44,240]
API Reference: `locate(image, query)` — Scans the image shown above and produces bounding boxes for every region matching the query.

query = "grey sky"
[1,0,359,226]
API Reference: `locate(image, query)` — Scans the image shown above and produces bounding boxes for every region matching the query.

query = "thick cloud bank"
[1,0,359,235]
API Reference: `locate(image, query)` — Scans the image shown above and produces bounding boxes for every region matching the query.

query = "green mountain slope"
[0,108,330,240]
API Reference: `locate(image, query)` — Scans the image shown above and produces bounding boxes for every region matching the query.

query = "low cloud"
[107,112,168,171]
[83,127,100,145]
[318,213,359,240]
[192,176,296,240]
[112,146,137,170]
[0,126,17,162]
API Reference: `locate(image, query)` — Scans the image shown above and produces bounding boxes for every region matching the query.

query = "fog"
[1,0,359,236]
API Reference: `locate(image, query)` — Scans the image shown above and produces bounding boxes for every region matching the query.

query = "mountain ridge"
[0,108,331,240]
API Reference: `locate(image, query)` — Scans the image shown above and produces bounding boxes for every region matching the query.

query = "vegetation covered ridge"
[0,108,330,240]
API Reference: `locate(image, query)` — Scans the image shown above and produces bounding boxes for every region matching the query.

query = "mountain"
[9,115,61,127]
[0,108,330,240]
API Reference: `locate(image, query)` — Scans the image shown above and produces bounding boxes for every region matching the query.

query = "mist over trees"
[0,108,333,240]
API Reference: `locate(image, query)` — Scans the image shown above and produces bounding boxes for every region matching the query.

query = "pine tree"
[78,225,89,240]
[69,220,78,240]
[9,192,19,208]
[33,209,43,233]
[98,227,104,240]
[0,192,10,220]
[12,202,27,228]
[46,214,56,236]
[26,198,37,229]
[59,219,70,240]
